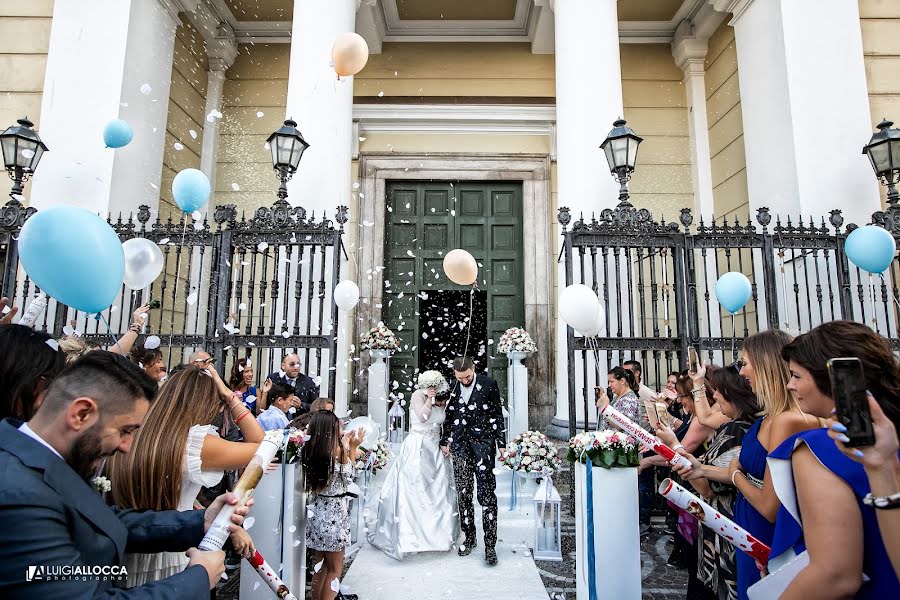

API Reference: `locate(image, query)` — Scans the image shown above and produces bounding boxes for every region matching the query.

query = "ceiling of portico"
[212,0,712,46]
[397,0,518,21]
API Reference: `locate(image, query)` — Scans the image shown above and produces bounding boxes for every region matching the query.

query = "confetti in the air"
[144,335,161,350]
[140,83,152,95]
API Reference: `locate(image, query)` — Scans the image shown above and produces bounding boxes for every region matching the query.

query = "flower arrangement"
[274,428,307,465]
[91,476,111,494]
[416,370,449,393]
[497,327,537,354]
[567,430,640,469]
[355,438,390,474]
[360,322,400,352]
[498,430,561,474]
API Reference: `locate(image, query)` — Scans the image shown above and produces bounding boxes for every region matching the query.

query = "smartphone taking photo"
[688,346,699,374]
[827,357,875,447]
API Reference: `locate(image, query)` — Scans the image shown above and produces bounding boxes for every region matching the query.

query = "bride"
[366,370,461,560]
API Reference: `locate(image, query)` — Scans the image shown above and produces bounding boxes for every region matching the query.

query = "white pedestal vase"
[367,350,391,434]
[574,462,641,600]
[506,351,531,439]
[240,463,307,600]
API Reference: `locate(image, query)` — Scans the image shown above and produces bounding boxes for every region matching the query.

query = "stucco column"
[30,0,189,216]
[286,0,357,414]
[551,0,625,434]
[200,24,237,189]
[717,0,879,224]
[673,25,715,219]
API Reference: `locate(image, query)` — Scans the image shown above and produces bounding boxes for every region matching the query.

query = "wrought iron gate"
[0,197,348,397]
[560,202,900,436]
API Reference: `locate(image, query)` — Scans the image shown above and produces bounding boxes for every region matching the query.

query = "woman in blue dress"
[766,321,900,599]
[727,330,820,600]
[229,357,259,413]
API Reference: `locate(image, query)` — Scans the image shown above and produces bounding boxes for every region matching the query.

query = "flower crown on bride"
[416,370,449,393]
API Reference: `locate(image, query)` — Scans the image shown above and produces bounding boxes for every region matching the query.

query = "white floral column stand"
[574,462,641,599]
[367,349,391,434]
[506,350,531,439]
[240,463,307,599]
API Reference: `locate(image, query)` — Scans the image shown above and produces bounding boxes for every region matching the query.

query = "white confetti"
[231,182,240,191]
[159,237,170,245]
[189,129,197,139]
[243,516,255,530]
[186,291,198,306]
[173,142,184,151]
[239,303,247,310]
[256,111,265,118]
[377,91,384,97]
[45,339,59,351]
[257,242,268,252]
[192,210,202,220]
[140,83,152,95]
[314,560,324,573]
[330,579,341,592]
[206,109,223,122]
[144,335,161,350]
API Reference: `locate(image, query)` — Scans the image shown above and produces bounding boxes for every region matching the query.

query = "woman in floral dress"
[596,366,642,436]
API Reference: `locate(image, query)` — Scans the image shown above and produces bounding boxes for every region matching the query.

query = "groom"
[440,356,506,566]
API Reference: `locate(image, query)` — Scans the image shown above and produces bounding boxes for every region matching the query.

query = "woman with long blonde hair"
[108,366,265,587]
[730,330,819,600]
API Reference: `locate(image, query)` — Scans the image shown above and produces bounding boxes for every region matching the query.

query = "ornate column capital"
[207,21,238,72]
[672,21,709,77]
[356,0,377,12]
[707,0,756,25]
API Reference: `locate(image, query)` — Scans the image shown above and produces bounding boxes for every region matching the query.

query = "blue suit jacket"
[0,419,210,599]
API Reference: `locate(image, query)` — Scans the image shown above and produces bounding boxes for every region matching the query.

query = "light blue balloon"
[172,168,211,213]
[845,225,897,274]
[103,119,133,148]
[19,206,125,314]
[715,271,753,314]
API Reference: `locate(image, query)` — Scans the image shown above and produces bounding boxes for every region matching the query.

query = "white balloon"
[122,238,164,290]
[333,280,360,311]
[579,303,607,337]
[560,284,601,334]
[346,416,379,450]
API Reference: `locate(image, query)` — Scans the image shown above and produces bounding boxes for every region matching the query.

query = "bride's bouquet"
[497,327,537,354]
[499,430,561,474]
[567,430,640,469]
[360,322,401,352]
[355,438,390,474]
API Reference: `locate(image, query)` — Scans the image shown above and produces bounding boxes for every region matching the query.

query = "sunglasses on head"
[730,359,745,373]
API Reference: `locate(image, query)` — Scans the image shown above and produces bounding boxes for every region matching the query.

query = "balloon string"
[462,284,474,360]
[868,273,878,332]
[98,312,124,355]
[167,218,188,352]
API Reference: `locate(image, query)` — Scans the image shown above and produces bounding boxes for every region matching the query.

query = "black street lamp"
[266,118,309,203]
[863,118,900,206]
[600,118,643,208]
[0,117,48,201]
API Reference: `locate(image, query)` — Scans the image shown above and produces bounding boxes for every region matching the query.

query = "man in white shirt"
[256,381,296,431]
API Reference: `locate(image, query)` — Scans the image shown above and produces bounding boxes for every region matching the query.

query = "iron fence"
[0,197,348,398]
[560,202,900,437]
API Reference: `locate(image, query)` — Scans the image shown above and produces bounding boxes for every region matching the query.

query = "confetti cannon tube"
[198,430,283,551]
[659,478,771,564]
[599,403,693,471]
[248,550,298,600]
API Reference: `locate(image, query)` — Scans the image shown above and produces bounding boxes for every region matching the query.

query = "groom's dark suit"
[440,373,506,551]
[0,419,210,599]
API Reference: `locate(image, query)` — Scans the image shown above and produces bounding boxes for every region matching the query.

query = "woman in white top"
[108,365,266,586]
[367,370,460,560]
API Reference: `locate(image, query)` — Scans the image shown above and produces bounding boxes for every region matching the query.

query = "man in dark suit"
[440,356,506,566]
[266,353,319,414]
[0,351,252,598]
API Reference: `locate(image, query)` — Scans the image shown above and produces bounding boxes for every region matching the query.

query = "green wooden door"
[382,181,525,402]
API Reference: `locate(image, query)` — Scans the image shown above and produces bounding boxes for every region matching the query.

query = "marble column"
[550,0,625,436]
[285,0,358,414]
[30,0,191,216]
[200,24,237,189]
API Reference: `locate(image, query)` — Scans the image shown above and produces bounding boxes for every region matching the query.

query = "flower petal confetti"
[144,335,161,350]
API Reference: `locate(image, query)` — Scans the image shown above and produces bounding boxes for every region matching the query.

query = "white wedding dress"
[366,390,461,560]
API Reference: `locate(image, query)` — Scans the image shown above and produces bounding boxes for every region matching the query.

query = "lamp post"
[600,118,643,208]
[266,118,309,204]
[0,117,48,202]
[863,119,900,206]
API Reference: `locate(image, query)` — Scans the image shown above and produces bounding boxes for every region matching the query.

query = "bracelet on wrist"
[692,387,706,395]
[731,470,744,487]
[863,491,900,509]
[235,410,251,424]
[673,443,685,452]
[129,324,141,333]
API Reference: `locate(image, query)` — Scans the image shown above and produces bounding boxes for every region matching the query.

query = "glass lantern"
[532,479,563,561]
[387,400,406,444]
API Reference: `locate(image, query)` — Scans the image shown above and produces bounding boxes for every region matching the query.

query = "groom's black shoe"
[458,538,477,556]
[485,548,498,566]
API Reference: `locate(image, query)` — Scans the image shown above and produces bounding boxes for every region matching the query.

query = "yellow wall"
[216,43,288,213]
[859,0,900,207]
[621,44,692,220]
[354,42,555,98]
[159,18,209,217]
[0,0,54,201]
[705,21,748,221]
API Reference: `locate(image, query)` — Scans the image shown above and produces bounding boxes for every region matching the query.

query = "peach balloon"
[332,32,369,77]
[443,249,478,286]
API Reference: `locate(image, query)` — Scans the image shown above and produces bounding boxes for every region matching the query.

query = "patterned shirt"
[597,390,641,439]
